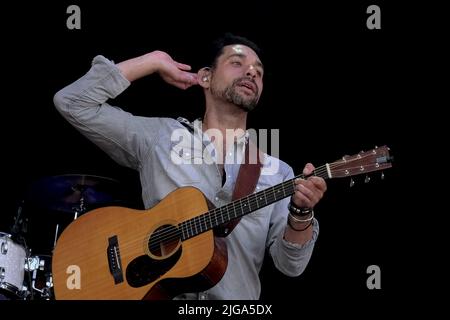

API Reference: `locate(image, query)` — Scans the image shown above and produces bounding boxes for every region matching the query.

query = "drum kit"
[0,174,126,300]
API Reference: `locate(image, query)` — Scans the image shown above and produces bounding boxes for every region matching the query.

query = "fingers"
[293,176,326,208]
[168,72,198,90]
[175,61,192,71]
[293,189,313,208]
[294,184,316,207]
[310,176,327,193]
[303,163,315,176]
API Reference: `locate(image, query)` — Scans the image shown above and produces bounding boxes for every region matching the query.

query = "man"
[53,33,327,299]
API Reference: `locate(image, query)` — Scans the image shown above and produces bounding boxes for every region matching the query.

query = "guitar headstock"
[328,146,393,179]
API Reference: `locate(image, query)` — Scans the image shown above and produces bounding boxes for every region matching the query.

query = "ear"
[197,67,211,88]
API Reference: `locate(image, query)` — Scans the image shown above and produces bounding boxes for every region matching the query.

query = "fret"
[254,194,260,209]
[219,208,225,224]
[220,210,224,225]
[265,187,274,203]
[271,186,277,200]
[208,212,213,229]
[263,189,268,206]
[253,194,260,212]
[275,186,282,201]
[193,218,198,235]
[232,201,237,219]
[247,196,252,212]
[198,217,204,233]
[239,199,244,217]
[214,211,219,226]
[181,224,186,240]
[213,210,217,228]
[216,210,221,226]
[225,205,231,222]
[242,198,248,215]
[187,221,192,238]
[281,182,286,197]
[256,194,263,209]
[202,215,207,231]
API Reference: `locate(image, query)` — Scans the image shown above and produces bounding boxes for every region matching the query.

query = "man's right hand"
[153,51,198,89]
[117,50,198,89]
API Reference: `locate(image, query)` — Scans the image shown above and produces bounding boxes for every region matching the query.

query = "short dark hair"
[206,33,262,69]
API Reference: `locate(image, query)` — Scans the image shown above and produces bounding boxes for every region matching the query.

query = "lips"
[237,80,257,94]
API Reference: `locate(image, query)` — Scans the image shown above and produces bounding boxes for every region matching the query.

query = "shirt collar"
[191,118,249,146]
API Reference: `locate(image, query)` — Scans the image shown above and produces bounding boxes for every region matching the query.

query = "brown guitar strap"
[216,140,263,237]
[232,140,263,200]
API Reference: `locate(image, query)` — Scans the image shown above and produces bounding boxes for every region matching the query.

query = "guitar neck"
[178,145,393,240]
[179,164,331,240]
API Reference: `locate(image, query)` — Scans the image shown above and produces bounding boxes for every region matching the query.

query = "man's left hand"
[291,163,327,209]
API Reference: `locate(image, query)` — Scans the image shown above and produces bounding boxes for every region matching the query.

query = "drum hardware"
[3,174,127,300]
[25,255,53,300]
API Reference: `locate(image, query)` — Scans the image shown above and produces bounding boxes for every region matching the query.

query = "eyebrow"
[226,53,264,70]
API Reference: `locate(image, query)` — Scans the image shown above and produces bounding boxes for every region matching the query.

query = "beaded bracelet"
[289,210,314,222]
[287,216,314,232]
[288,201,313,217]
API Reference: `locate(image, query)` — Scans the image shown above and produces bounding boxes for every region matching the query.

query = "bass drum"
[0,232,27,299]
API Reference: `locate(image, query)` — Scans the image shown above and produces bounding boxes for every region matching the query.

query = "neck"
[202,99,248,165]
[203,100,248,134]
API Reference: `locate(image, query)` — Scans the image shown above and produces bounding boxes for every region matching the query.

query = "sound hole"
[148,224,181,258]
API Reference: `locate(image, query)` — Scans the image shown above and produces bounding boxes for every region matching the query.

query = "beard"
[210,77,260,112]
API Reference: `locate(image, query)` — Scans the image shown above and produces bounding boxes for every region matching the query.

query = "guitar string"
[146,161,347,241]
[119,151,386,252]
[145,155,389,251]
[120,162,350,252]
[120,159,375,253]
[146,167,331,251]
[119,165,335,252]
[118,168,324,253]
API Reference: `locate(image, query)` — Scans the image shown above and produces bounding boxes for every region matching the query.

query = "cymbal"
[27,174,124,213]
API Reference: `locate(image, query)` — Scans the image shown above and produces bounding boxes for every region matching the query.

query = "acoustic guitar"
[52,146,393,299]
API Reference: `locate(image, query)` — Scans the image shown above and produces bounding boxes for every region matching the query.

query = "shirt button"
[215,196,219,201]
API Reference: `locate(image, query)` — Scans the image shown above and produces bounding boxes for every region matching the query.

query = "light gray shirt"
[53,55,319,300]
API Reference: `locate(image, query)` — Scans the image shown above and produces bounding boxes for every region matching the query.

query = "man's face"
[209,44,264,111]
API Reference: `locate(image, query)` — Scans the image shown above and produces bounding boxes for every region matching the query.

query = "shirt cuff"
[91,55,131,99]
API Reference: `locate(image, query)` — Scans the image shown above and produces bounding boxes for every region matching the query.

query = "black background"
[1,0,440,312]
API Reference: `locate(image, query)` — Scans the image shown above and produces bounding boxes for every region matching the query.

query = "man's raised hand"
[153,51,198,89]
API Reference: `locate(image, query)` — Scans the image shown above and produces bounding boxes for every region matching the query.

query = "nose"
[245,65,257,79]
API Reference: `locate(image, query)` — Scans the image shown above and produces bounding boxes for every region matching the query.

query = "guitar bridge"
[107,235,124,284]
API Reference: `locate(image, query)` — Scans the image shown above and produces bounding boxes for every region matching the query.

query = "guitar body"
[52,187,227,300]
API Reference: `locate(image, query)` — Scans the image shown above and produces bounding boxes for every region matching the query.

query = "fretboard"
[179,164,329,240]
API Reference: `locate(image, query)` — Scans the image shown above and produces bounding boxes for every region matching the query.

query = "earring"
[202,77,208,82]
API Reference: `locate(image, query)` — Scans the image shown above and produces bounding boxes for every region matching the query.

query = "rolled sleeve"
[53,55,163,169]
[271,219,319,276]
[266,161,320,277]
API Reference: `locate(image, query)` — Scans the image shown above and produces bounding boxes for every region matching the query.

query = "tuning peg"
[350,178,355,187]
[365,175,371,183]
[381,171,385,180]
